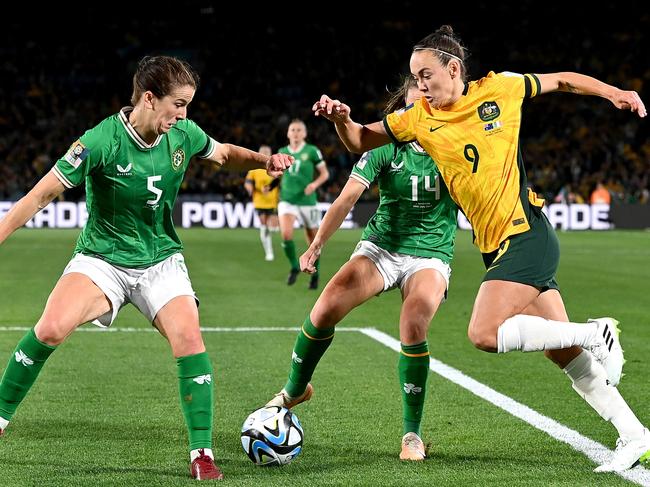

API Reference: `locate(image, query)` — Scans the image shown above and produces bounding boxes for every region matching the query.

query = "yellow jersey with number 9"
[384,71,545,253]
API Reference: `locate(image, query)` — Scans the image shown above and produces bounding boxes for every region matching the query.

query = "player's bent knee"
[467,326,497,352]
[310,308,340,329]
[34,318,74,346]
[311,295,346,328]
[400,326,427,345]
[173,341,206,358]
[167,329,206,357]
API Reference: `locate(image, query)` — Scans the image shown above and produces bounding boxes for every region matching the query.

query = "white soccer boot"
[0,416,8,436]
[586,317,624,386]
[594,427,650,472]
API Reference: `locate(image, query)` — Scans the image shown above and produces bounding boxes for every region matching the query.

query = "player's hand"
[312,94,351,123]
[299,243,322,274]
[610,89,647,118]
[304,183,316,196]
[266,153,294,177]
[262,185,271,194]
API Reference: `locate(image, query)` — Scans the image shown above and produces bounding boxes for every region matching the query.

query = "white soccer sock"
[259,225,273,257]
[0,416,8,431]
[564,350,645,440]
[497,314,598,353]
[190,448,214,461]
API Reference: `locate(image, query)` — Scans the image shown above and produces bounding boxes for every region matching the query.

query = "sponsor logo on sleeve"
[63,140,90,169]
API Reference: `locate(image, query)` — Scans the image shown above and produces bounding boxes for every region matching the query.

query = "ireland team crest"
[172,148,185,171]
[477,101,500,121]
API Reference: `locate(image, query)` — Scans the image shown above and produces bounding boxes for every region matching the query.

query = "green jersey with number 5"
[53,107,216,267]
[350,142,457,261]
[278,143,324,206]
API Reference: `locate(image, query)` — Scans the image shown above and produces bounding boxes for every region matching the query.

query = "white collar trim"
[119,107,163,149]
[409,141,427,153]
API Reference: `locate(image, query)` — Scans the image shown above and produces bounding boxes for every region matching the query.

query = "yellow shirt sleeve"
[494,71,541,99]
[383,99,424,144]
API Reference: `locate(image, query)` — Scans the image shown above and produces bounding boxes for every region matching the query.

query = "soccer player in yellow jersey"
[311,25,649,472]
[245,145,280,261]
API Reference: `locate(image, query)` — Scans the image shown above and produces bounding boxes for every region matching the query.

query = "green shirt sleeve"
[178,119,215,158]
[350,144,394,187]
[52,119,111,188]
[311,145,324,164]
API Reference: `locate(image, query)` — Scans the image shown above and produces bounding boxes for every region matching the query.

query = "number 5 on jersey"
[147,175,162,206]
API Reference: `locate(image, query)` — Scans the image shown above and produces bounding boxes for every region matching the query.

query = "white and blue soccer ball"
[240,406,304,466]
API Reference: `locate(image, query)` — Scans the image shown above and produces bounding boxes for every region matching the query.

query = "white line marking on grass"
[359,327,650,487]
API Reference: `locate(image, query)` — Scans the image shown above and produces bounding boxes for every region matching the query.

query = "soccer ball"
[240,406,304,466]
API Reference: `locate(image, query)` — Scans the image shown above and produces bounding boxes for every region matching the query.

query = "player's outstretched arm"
[0,171,65,245]
[536,72,647,117]
[299,178,365,274]
[312,94,392,153]
[206,142,294,176]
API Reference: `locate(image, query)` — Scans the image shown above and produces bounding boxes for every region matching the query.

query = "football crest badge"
[477,101,500,121]
[172,148,185,171]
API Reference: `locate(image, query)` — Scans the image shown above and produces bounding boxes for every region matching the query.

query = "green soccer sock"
[0,329,57,421]
[284,316,335,397]
[177,352,214,451]
[281,240,299,270]
[398,341,430,436]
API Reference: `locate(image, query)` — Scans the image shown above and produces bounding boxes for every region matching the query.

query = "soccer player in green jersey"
[0,55,293,481]
[311,26,648,472]
[278,119,329,289]
[267,78,458,460]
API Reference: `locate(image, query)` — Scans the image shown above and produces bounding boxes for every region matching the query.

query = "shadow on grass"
[0,456,185,478]
[4,418,183,442]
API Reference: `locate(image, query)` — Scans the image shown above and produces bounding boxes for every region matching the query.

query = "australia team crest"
[477,101,500,121]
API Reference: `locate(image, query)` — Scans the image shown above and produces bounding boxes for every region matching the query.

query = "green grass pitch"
[0,228,648,486]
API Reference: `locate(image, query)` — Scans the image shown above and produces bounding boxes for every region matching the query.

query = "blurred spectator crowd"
[1,2,648,205]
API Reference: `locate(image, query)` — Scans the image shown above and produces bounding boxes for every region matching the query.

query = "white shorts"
[350,240,451,293]
[62,253,197,327]
[277,201,321,229]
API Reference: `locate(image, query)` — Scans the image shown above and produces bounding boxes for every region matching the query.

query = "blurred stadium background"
[1,2,648,211]
[1,3,649,486]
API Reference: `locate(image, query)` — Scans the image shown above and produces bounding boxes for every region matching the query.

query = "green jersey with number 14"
[350,142,457,261]
[53,107,216,268]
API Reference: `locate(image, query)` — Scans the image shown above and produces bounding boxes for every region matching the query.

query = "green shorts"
[482,207,560,291]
